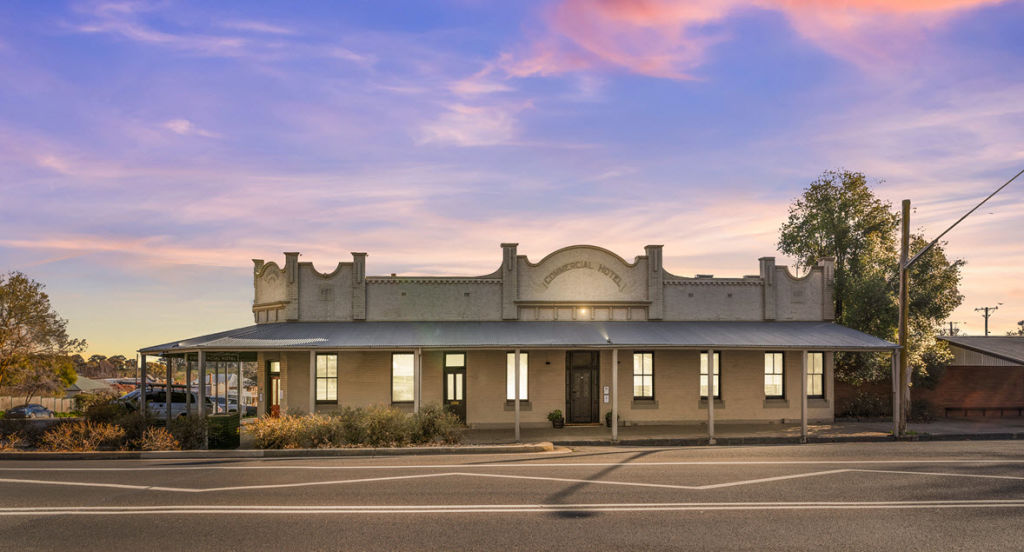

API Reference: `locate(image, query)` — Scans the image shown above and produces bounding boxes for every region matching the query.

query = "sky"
[1,0,1023,356]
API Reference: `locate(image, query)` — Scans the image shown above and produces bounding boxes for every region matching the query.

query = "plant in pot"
[547,409,564,429]
[605,411,620,428]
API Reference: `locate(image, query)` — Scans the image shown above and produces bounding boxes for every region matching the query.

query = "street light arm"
[905,167,1024,269]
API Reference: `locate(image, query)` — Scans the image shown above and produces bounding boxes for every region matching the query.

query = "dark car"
[4,403,55,419]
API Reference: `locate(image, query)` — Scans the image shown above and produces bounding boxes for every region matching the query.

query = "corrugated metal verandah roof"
[140,321,897,354]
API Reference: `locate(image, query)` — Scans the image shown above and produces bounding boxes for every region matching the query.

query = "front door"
[267,361,281,417]
[443,353,467,424]
[566,351,599,423]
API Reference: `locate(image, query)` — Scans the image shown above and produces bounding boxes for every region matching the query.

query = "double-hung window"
[807,352,824,398]
[764,352,784,399]
[633,352,654,400]
[392,353,414,403]
[505,352,528,401]
[700,352,721,399]
[315,354,338,403]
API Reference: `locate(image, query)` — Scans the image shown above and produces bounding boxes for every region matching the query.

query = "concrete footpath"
[465,417,1024,446]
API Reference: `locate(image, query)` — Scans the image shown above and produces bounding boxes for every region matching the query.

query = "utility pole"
[975,304,1002,336]
[898,200,910,437]
[896,167,1022,437]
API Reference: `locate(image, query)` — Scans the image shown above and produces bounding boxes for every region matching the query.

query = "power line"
[974,304,1002,336]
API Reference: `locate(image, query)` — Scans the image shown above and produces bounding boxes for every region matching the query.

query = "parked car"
[118,388,214,418]
[211,397,257,417]
[4,403,55,419]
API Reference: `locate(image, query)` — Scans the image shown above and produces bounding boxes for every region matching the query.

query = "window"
[392,353,414,403]
[633,352,654,399]
[807,352,824,398]
[764,352,784,398]
[700,352,721,399]
[506,352,528,401]
[315,354,337,403]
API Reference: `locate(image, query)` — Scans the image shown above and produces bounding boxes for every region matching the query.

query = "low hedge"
[250,403,463,449]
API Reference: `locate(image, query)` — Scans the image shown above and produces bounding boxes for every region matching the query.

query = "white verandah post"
[707,349,715,445]
[800,350,808,443]
[414,348,422,414]
[198,350,207,449]
[139,353,147,414]
[611,348,618,442]
[166,356,173,426]
[237,360,243,426]
[309,350,316,414]
[892,350,900,438]
[514,348,521,442]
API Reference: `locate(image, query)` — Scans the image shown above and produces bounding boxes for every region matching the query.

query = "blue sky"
[1,0,1022,354]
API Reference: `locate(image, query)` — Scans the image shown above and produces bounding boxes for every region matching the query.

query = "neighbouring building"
[927,336,1024,417]
[139,244,895,438]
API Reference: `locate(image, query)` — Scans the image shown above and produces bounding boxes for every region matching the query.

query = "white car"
[119,388,215,418]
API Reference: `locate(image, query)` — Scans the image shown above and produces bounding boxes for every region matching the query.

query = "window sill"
[504,401,532,411]
[631,399,658,409]
[698,399,725,409]
[763,398,789,408]
[808,398,830,408]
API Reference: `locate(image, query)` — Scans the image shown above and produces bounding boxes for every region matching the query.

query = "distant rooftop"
[938,336,1024,365]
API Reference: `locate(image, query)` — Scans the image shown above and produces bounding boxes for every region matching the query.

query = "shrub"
[839,391,889,419]
[38,421,125,451]
[250,405,460,449]
[170,415,208,450]
[909,399,936,423]
[360,404,412,447]
[115,411,160,444]
[0,432,24,452]
[412,404,464,445]
[73,391,119,412]
[547,409,564,423]
[84,401,131,424]
[130,426,180,451]
[207,415,241,449]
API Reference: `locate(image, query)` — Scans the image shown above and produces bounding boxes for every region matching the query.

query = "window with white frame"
[633,352,654,399]
[807,352,824,398]
[700,352,721,399]
[392,353,414,403]
[315,354,338,403]
[506,352,528,401]
[764,352,784,398]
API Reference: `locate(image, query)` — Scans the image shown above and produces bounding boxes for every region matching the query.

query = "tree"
[0,272,86,392]
[9,356,76,404]
[1009,321,1024,336]
[778,170,965,385]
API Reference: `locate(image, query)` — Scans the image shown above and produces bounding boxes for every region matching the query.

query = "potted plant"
[547,409,565,429]
[605,411,620,428]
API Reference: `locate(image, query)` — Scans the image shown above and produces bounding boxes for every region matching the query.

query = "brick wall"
[836,366,1024,417]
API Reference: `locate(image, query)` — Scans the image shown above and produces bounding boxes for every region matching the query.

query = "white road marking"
[1,500,1024,515]
[2,459,1023,471]
[1,467,1021,494]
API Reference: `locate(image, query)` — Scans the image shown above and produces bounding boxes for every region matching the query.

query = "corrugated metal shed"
[140,321,896,353]
[938,336,1024,365]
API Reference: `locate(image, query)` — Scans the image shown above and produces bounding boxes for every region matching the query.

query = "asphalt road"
[1,441,1023,551]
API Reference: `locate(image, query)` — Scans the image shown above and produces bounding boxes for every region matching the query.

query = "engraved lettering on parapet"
[542,260,626,291]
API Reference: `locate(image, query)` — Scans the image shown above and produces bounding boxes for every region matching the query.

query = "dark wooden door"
[267,361,281,417]
[566,351,599,423]
[444,367,467,424]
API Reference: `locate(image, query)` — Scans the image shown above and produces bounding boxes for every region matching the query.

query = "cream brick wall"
[265,347,835,424]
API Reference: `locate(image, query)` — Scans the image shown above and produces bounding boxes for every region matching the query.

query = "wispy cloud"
[418,102,531,147]
[162,118,220,138]
[221,20,295,36]
[496,0,1009,79]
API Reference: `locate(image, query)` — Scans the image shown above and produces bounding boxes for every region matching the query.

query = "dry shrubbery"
[131,427,179,451]
[0,432,24,451]
[250,403,463,449]
[38,421,126,452]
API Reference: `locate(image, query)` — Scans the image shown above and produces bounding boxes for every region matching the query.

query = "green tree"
[778,170,965,384]
[1009,321,1024,336]
[0,272,86,391]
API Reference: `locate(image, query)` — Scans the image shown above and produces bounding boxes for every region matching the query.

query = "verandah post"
[611,348,618,442]
[800,350,808,443]
[514,348,521,442]
[707,349,715,445]
[166,356,173,426]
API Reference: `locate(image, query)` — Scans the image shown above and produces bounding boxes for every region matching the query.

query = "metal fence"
[0,396,76,413]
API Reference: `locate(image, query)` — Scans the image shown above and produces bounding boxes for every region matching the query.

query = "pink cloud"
[501,0,1008,79]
